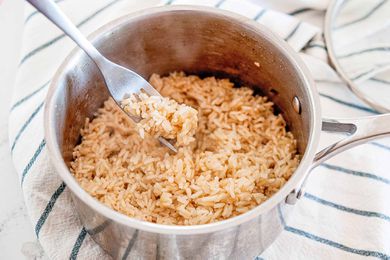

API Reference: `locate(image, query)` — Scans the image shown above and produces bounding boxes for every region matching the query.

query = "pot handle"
[286,113,390,204]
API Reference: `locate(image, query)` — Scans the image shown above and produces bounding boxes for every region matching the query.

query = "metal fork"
[27,0,177,153]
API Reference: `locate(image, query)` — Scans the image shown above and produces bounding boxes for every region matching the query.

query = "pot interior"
[53,9,313,173]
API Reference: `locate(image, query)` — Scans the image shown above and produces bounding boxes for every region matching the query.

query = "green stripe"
[87,220,111,235]
[253,9,267,21]
[321,163,390,185]
[288,7,312,16]
[25,0,65,23]
[35,182,67,237]
[10,80,49,112]
[121,231,139,260]
[304,192,390,222]
[21,139,46,184]
[20,0,123,65]
[338,47,390,59]
[371,142,390,151]
[371,78,390,85]
[284,22,301,41]
[215,0,226,8]
[336,0,388,29]
[304,43,327,51]
[319,93,378,114]
[350,64,390,81]
[70,227,87,260]
[285,226,389,259]
[11,102,44,153]
[277,206,389,259]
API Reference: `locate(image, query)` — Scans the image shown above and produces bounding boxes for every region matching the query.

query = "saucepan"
[44,5,390,259]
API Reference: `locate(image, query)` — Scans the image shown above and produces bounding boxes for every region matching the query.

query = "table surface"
[0,0,47,258]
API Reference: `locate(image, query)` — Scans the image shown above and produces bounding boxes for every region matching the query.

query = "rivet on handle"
[285,189,298,205]
[292,96,301,114]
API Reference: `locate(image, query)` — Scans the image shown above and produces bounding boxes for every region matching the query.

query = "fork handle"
[26,0,107,66]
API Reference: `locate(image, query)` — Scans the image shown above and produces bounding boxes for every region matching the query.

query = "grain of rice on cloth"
[71,72,300,225]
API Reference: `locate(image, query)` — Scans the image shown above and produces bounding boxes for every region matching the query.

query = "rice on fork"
[121,93,198,146]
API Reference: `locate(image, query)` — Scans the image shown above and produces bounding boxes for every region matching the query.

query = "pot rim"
[44,5,321,235]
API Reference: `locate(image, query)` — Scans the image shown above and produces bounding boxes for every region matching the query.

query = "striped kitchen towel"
[9,0,390,259]
[330,0,390,110]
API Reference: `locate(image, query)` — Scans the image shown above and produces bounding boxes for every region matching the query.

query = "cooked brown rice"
[121,93,198,146]
[71,72,300,225]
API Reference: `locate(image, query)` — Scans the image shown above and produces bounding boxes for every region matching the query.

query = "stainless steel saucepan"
[44,6,390,259]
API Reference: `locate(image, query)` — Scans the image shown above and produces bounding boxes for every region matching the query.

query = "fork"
[27,0,178,153]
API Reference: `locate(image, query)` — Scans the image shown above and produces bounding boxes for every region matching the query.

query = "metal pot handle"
[286,113,390,204]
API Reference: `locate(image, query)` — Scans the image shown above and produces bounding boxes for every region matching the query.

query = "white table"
[0,0,47,258]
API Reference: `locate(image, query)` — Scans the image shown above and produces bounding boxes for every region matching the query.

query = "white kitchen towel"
[8,0,390,259]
